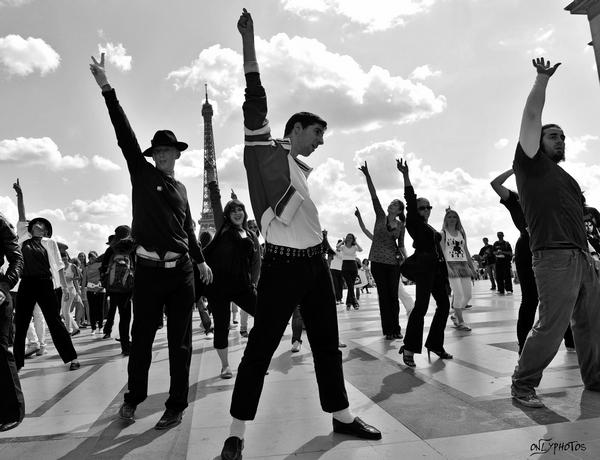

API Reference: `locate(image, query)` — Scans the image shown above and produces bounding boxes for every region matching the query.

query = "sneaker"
[291,340,302,353]
[24,344,40,358]
[36,346,47,356]
[512,393,544,408]
[240,330,249,338]
[69,360,81,371]
[205,331,214,339]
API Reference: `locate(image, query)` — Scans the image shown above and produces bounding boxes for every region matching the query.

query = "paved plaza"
[1,280,600,459]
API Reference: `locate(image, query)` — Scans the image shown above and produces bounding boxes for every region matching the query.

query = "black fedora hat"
[28,217,53,238]
[142,130,188,157]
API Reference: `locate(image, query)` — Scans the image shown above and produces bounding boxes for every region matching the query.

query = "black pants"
[371,262,401,336]
[0,293,24,424]
[330,269,343,302]
[341,261,358,306]
[87,291,105,331]
[496,259,513,294]
[124,259,194,412]
[403,261,450,353]
[208,290,256,350]
[14,278,77,369]
[103,292,132,351]
[514,235,574,353]
[230,253,348,420]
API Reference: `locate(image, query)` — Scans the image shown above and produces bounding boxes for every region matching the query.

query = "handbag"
[400,254,419,282]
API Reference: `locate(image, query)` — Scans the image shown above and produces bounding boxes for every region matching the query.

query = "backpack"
[106,253,134,293]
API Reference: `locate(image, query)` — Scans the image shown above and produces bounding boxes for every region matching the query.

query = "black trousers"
[403,261,450,353]
[0,293,24,424]
[208,289,256,350]
[514,235,574,353]
[124,259,194,412]
[14,278,77,369]
[341,260,358,306]
[370,262,401,336]
[87,291,105,331]
[230,253,348,420]
[103,292,132,351]
[330,269,343,302]
[495,258,513,293]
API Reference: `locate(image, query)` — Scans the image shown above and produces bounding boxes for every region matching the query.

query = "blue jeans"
[512,249,600,396]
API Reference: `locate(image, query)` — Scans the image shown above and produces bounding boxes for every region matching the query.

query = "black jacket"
[0,213,23,297]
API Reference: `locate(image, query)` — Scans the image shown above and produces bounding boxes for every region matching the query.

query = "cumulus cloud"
[494,138,509,150]
[498,26,555,57]
[64,193,130,222]
[0,0,33,8]
[410,65,442,80]
[353,139,406,189]
[0,34,60,76]
[168,34,446,132]
[92,155,121,171]
[98,42,132,72]
[0,137,88,170]
[0,196,18,224]
[36,208,66,222]
[175,148,204,179]
[281,0,438,32]
[566,134,599,161]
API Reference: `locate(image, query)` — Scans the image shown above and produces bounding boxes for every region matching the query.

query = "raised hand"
[532,57,561,77]
[89,52,109,87]
[13,178,22,196]
[354,207,361,218]
[358,161,369,176]
[237,8,254,36]
[396,158,409,175]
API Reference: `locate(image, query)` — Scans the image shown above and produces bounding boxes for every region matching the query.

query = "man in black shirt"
[0,213,24,432]
[511,58,600,408]
[478,238,496,290]
[90,53,213,429]
[492,232,513,294]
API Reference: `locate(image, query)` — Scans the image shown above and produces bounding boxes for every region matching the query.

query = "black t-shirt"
[493,240,512,263]
[22,238,51,278]
[478,244,496,265]
[513,142,587,251]
[500,190,528,234]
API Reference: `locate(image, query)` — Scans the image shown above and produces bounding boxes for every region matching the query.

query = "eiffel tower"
[198,84,218,233]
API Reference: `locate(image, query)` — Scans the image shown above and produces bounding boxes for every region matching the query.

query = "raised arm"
[13,179,26,222]
[358,162,384,217]
[89,52,145,172]
[207,166,224,230]
[490,169,513,201]
[354,207,373,241]
[519,58,561,158]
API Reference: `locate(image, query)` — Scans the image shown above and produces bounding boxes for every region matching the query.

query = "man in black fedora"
[90,53,213,430]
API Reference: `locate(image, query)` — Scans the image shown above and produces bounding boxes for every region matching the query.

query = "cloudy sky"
[1,0,599,258]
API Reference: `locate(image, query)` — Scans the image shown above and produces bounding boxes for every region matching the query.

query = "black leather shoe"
[0,420,21,432]
[221,436,244,460]
[118,402,136,422]
[332,417,382,440]
[154,409,183,430]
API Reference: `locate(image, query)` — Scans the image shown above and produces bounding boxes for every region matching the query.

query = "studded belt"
[265,243,324,259]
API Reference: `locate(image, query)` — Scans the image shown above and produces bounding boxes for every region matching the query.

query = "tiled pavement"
[2,280,599,459]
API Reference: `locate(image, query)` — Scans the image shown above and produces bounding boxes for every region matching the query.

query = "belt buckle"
[164,260,177,269]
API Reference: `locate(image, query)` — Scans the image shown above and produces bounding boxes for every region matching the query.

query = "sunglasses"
[417,206,433,211]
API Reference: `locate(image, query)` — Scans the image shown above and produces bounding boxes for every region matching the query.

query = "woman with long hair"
[336,233,362,310]
[203,173,260,379]
[441,208,477,331]
[357,161,408,340]
[396,160,452,367]
[60,249,81,336]
[77,252,90,327]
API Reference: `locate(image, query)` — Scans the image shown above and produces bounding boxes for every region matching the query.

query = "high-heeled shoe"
[399,346,416,367]
[427,348,453,360]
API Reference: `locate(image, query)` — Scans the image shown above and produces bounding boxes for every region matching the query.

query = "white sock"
[229,417,246,439]
[333,408,355,424]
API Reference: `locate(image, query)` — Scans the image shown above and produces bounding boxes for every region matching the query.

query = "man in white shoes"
[220,9,381,460]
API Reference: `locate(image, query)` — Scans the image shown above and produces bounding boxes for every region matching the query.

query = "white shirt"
[263,155,323,249]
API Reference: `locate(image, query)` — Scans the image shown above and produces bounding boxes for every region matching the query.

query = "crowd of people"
[1,8,600,460]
